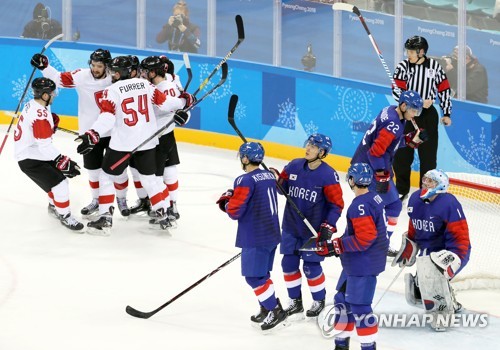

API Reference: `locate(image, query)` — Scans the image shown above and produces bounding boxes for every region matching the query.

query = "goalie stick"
[126,252,242,319]
[0,33,64,156]
[227,95,318,244]
[110,62,228,171]
[192,15,244,97]
[182,53,192,92]
[331,3,419,130]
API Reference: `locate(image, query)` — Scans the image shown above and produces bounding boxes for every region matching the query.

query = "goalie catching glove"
[392,232,418,268]
[55,154,81,178]
[216,189,234,212]
[430,250,461,280]
[75,129,100,155]
[31,53,49,71]
[405,128,429,149]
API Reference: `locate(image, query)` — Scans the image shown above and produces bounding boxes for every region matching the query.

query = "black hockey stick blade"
[183,53,192,92]
[125,305,155,319]
[227,95,246,142]
[235,14,245,41]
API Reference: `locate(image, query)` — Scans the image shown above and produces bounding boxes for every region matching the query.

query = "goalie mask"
[420,169,449,201]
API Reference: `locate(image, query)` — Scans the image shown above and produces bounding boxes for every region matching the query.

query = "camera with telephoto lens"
[172,14,185,28]
[37,7,50,32]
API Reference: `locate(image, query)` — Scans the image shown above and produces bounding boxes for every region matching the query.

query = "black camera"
[172,14,185,28]
[37,7,50,32]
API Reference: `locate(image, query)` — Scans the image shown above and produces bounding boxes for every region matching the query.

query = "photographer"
[156,1,201,53]
[438,46,488,104]
[22,3,62,40]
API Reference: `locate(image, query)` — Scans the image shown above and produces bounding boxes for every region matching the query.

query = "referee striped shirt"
[392,57,452,116]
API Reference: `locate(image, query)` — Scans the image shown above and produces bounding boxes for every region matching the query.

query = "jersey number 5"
[122,94,150,127]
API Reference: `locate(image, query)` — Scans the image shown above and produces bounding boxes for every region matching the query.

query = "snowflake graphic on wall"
[198,64,232,103]
[235,100,246,121]
[304,120,318,136]
[277,98,297,129]
[12,74,33,103]
[456,128,500,174]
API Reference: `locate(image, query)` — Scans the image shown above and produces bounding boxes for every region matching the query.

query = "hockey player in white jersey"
[75,56,194,234]
[14,77,84,232]
[128,55,187,222]
[30,48,130,218]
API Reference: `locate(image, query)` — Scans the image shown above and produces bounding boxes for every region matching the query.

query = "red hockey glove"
[216,189,234,213]
[316,223,337,243]
[375,170,390,194]
[391,232,418,268]
[55,154,81,178]
[405,128,429,149]
[180,92,196,109]
[316,237,343,257]
[51,113,60,133]
[76,129,100,155]
[31,53,49,70]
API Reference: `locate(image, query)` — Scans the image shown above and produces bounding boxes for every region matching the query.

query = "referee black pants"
[393,105,439,195]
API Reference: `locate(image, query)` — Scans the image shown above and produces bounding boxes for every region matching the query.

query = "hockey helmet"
[108,56,133,80]
[32,77,56,99]
[347,163,373,187]
[405,36,428,54]
[399,90,423,116]
[89,48,112,66]
[140,56,165,76]
[128,55,140,70]
[304,133,332,157]
[420,169,449,200]
[238,142,265,164]
[160,55,174,75]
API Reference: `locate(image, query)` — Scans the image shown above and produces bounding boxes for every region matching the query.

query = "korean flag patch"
[290,174,297,181]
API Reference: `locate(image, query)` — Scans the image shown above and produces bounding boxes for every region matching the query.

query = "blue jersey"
[351,105,406,174]
[339,192,389,276]
[279,159,344,238]
[226,168,281,248]
[407,191,471,271]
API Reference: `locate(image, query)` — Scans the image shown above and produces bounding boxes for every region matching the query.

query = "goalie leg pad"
[404,273,422,307]
[416,256,454,331]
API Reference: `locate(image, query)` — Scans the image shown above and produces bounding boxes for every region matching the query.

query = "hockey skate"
[148,207,177,229]
[284,297,304,321]
[48,204,59,219]
[250,305,267,328]
[149,208,174,231]
[170,201,180,220]
[334,337,350,350]
[129,197,151,215]
[261,299,289,333]
[306,299,325,318]
[386,247,398,258]
[116,197,130,217]
[58,213,85,232]
[87,207,113,236]
[81,199,99,218]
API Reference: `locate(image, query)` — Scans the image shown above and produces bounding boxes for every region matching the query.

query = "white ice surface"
[0,131,498,350]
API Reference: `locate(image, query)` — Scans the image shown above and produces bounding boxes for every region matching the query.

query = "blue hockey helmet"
[304,133,332,157]
[238,142,265,164]
[420,169,449,200]
[347,163,373,187]
[399,90,423,116]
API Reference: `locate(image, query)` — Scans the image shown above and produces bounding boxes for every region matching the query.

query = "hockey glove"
[405,128,429,149]
[51,113,60,133]
[375,170,391,194]
[55,154,81,178]
[316,237,343,257]
[180,91,196,109]
[31,53,49,70]
[316,222,337,243]
[392,232,418,268]
[173,109,190,126]
[76,129,100,155]
[216,189,234,213]
[430,250,461,280]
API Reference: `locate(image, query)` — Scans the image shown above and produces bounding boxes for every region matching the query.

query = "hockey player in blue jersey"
[216,142,288,332]
[270,133,344,320]
[392,169,471,331]
[316,163,388,350]
[351,90,425,256]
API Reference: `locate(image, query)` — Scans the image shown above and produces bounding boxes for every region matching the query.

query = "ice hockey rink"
[0,131,499,350]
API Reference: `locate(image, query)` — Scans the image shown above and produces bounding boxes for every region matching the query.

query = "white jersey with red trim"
[92,77,185,152]
[13,99,60,162]
[42,65,112,136]
[155,73,186,133]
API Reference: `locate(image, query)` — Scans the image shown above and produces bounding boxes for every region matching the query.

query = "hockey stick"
[192,15,244,97]
[331,4,419,130]
[373,265,405,311]
[110,62,228,171]
[126,252,242,319]
[227,95,318,240]
[57,127,78,136]
[182,53,192,92]
[0,33,64,156]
